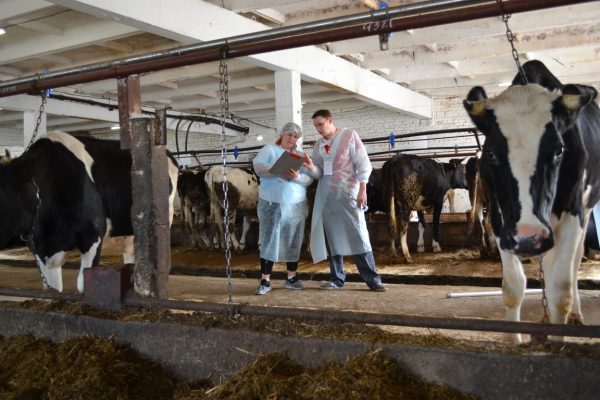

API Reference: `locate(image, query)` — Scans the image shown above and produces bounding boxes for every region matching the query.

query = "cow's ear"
[561,84,597,111]
[464,86,487,117]
[1,149,11,165]
[464,86,490,134]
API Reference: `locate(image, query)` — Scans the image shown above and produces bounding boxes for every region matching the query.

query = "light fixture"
[498,81,512,87]
[256,135,263,141]
[0,28,5,35]
[110,125,120,130]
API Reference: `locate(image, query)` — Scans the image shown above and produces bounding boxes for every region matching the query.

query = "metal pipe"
[123,295,600,338]
[447,289,543,298]
[0,0,591,97]
[2,287,599,338]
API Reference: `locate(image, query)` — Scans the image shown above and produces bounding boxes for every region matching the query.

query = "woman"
[252,122,313,295]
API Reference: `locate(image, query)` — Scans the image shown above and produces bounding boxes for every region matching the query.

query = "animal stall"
[0,1,599,399]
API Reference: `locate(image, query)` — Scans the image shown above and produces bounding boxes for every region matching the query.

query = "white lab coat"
[309,128,373,263]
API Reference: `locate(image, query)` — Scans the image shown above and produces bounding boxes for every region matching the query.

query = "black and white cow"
[0,131,178,293]
[463,60,600,343]
[204,165,258,251]
[381,154,468,263]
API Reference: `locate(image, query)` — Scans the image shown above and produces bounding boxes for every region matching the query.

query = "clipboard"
[269,150,305,177]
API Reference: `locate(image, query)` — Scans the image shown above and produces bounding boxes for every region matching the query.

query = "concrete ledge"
[1,306,599,399]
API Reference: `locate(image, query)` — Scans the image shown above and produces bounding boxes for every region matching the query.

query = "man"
[304,109,385,291]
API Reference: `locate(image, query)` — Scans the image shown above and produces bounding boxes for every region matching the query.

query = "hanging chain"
[219,45,237,323]
[22,179,58,292]
[538,256,549,323]
[496,0,528,84]
[25,90,48,152]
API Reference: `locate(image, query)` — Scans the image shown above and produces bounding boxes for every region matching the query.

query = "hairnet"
[279,122,303,138]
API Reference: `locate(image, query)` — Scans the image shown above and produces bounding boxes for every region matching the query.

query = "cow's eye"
[553,145,564,163]
[485,149,498,164]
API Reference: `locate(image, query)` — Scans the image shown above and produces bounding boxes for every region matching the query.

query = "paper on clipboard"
[269,150,305,177]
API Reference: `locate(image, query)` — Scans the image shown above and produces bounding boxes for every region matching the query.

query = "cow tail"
[467,170,480,236]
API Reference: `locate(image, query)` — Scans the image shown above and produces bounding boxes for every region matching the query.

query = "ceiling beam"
[142,72,274,101]
[77,60,253,94]
[0,17,140,64]
[0,0,57,22]
[363,22,600,70]
[204,0,304,12]
[49,0,432,118]
[327,2,600,55]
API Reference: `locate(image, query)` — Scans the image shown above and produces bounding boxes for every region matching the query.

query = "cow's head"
[445,158,469,190]
[463,83,596,257]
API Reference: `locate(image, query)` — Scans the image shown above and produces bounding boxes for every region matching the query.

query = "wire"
[0,10,72,31]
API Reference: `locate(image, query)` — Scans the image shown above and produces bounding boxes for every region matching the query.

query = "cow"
[466,154,498,259]
[204,165,259,251]
[463,59,600,343]
[177,167,212,248]
[76,135,179,263]
[365,168,386,219]
[0,131,178,293]
[381,155,468,263]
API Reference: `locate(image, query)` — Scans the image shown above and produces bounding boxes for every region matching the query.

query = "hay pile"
[1,335,476,400]
[176,350,476,400]
[0,335,175,400]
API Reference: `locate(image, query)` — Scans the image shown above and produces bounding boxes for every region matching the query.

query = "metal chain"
[25,90,48,152]
[219,45,237,323]
[23,179,58,292]
[496,0,528,84]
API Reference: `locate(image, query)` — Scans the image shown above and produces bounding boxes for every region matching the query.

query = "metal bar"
[0,287,80,301]
[122,295,600,338]
[0,0,591,97]
[4,287,596,338]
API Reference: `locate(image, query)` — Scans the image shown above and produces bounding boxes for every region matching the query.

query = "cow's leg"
[239,216,251,250]
[417,211,426,253]
[399,207,412,263]
[78,237,103,293]
[35,251,67,292]
[121,235,135,264]
[499,245,526,343]
[445,189,456,213]
[543,214,584,339]
[431,202,443,252]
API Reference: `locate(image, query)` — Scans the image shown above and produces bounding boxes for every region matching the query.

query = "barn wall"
[178,96,474,212]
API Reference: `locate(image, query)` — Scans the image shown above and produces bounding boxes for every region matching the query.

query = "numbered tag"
[324,160,333,176]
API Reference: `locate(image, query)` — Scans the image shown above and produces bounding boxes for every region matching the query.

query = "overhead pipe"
[0,0,592,97]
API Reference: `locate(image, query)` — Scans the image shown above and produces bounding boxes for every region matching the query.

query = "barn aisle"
[1,262,599,343]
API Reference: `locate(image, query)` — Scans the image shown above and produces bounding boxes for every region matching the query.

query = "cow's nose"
[512,224,553,256]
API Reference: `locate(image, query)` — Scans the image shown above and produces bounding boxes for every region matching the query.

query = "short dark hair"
[312,109,332,119]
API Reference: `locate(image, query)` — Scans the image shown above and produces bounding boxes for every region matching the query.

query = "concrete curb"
[1,306,598,399]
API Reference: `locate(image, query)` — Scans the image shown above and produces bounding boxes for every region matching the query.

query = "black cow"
[365,168,386,219]
[177,167,212,248]
[0,131,178,293]
[464,60,600,343]
[381,155,468,263]
[465,155,498,259]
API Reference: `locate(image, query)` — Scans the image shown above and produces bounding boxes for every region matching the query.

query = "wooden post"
[152,108,171,298]
[117,75,140,150]
[129,113,171,298]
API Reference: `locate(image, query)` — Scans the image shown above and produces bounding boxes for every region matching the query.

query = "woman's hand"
[284,168,300,180]
[303,153,315,170]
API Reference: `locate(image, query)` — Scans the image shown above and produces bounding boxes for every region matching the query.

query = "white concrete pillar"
[274,70,302,146]
[23,108,47,148]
